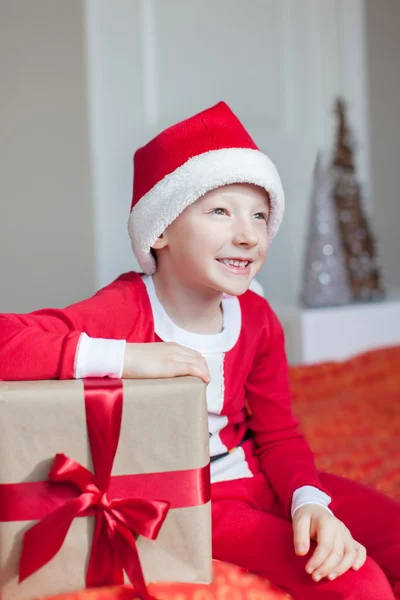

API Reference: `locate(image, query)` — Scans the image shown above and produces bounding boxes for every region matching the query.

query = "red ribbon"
[0,379,210,600]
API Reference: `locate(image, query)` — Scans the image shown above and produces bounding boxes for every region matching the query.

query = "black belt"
[209,429,251,463]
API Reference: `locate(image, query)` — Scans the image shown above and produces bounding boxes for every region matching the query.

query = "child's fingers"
[308,537,344,581]
[293,513,311,555]
[305,530,335,575]
[352,542,367,571]
[324,541,357,581]
[168,345,210,382]
[180,360,210,383]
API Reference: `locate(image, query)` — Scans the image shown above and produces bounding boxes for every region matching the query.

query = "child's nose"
[232,221,259,247]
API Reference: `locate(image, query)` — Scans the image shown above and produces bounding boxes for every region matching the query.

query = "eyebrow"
[252,197,270,212]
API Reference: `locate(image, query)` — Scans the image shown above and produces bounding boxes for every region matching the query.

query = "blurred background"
[1,0,399,363]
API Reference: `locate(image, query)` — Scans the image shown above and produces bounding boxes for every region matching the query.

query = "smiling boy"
[0,102,399,599]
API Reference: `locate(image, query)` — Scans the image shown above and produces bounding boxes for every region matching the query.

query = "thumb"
[293,512,311,556]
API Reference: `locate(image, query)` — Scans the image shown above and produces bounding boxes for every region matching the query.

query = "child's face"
[153,183,270,297]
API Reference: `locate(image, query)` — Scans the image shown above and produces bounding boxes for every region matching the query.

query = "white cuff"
[291,485,333,518]
[75,333,126,379]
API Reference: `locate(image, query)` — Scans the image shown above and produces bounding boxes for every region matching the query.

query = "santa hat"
[128,101,285,274]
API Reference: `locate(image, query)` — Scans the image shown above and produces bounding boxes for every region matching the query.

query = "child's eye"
[254,212,268,221]
[213,208,227,215]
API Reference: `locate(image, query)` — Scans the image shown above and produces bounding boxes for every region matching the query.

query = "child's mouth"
[216,259,251,274]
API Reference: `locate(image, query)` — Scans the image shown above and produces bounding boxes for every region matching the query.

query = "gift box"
[0,377,211,600]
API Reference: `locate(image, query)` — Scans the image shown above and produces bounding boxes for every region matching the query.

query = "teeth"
[221,259,249,268]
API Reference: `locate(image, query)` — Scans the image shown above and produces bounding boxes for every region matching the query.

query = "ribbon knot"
[98,492,111,509]
[48,454,113,509]
[18,380,171,600]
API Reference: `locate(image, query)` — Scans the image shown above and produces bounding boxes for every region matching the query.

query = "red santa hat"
[128,101,285,274]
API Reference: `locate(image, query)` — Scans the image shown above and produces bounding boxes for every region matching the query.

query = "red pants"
[212,472,400,599]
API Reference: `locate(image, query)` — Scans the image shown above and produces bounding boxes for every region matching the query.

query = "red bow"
[19,379,170,600]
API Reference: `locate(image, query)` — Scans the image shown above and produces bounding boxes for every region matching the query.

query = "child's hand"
[123,342,210,384]
[292,504,367,582]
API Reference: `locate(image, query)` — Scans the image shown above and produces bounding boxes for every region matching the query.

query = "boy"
[0,102,399,599]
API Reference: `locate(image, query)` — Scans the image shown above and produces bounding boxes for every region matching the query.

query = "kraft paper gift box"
[0,377,211,600]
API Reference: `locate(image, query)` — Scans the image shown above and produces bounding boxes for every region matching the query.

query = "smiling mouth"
[216,258,252,269]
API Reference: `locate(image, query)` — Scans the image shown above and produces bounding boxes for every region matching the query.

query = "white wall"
[365,0,400,293]
[0,0,95,312]
[85,0,372,309]
[0,0,383,313]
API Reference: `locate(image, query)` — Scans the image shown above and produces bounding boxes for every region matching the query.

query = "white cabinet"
[277,294,400,364]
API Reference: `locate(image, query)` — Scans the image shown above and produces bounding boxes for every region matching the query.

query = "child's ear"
[151,233,168,250]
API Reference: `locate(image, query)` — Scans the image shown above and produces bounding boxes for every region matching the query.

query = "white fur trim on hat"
[128,147,285,274]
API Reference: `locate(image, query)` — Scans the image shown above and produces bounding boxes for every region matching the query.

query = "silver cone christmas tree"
[301,153,352,308]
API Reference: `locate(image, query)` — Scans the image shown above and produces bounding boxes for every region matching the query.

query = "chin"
[223,286,250,297]
[214,279,251,297]
[210,261,260,296]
